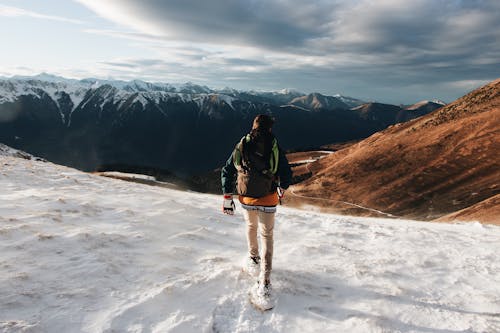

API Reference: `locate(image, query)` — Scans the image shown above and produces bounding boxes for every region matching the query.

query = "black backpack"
[233,133,279,198]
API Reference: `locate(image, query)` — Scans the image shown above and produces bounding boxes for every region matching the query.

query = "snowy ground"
[1,154,499,333]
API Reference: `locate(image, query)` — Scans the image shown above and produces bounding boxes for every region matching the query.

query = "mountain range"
[0,74,444,175]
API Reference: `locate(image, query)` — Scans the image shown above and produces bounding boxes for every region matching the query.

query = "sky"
[1,0,499,104]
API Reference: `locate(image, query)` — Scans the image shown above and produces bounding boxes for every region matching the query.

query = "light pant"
[243,209,275,282]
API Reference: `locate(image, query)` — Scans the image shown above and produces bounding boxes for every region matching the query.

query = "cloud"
[75,0,500,66]
[83,29,165,43]
[76,0,334,49]
[73,0,500,102]
[0,4,84,24]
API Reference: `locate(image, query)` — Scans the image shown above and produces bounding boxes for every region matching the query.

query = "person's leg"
[258,211,275,283]
[243,209,259,258]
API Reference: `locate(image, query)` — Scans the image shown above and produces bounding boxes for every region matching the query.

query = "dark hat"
[252,114,274,132]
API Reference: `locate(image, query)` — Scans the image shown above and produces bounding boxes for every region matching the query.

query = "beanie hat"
[252,114,274,133]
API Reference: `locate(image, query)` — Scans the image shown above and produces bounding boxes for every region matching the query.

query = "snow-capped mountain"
[287,93,349,111]
[404,100,446,110]
[243,88,305,105]
[333,94,366,108]
[0,74,441,174]
[1,75,364,115]
[0,74,366,119]
[404,100,446,113]
[0,78,87,106]
[0,145,499,332]
[11,72,80,83]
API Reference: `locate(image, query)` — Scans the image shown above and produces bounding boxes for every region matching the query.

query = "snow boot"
[243,256,261,277]
[249,280,274,311]
[256,280,272,297]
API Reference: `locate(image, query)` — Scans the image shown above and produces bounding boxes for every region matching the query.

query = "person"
[221,114,292,298]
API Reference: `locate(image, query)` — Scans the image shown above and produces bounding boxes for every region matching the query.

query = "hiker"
[221,114,292,299]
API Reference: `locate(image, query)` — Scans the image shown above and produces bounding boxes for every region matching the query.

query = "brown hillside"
[293,79,500,221]
[435,194,500,225]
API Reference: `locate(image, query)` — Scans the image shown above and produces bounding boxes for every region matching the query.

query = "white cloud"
[0,4,84,24]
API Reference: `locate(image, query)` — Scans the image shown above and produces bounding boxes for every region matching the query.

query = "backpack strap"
[233,135,251,171]
[269,138,279,174]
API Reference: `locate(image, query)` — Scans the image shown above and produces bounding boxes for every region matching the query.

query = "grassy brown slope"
[294,79,500,221]
[436,194,500,225]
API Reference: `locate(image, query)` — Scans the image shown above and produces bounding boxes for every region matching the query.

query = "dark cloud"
[77,0,500,103]
[223,58,267,66]
[79,0,335,49]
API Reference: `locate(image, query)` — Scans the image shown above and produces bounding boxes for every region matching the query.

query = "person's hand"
[277,187,286,205]
[222,194,236,215]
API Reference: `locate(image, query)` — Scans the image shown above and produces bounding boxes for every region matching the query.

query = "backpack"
[233,133,279,198]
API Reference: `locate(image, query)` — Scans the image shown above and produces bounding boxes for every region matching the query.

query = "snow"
[11,73,79,84]
[0,143,22,157]
[405,101,432,110]
[405,100,447,111]
[1,149,499,332]
[275,88,303,96]
[0,143,37,160]
[333,94,366,107]
[0,79,89,116]
[216,94,235,110]
[432,99,446,106]
[0,143,31,158]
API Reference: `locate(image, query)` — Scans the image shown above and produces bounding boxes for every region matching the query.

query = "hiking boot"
[255,280,272,298]
[244,256,261,276]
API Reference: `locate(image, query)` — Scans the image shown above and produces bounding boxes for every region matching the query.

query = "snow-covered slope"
[0,79,88,111]
[0,143,27,157]
[1,152,499,332]
[0,143,42,160]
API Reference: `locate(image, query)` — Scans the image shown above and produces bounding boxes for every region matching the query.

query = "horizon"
[1,0,500,104]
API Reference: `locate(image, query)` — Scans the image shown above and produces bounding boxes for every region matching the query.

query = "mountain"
[1,144,499,331]
[348,101,442,128]
[293,78,500,223]
[0,75,439,175]
[350,102,404,128]
[404,100,446,111]
[12,72,79,83]
[287,93,349,111]
[399,100,446,122]
[333,94,366,108]
[243,88,305,105]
